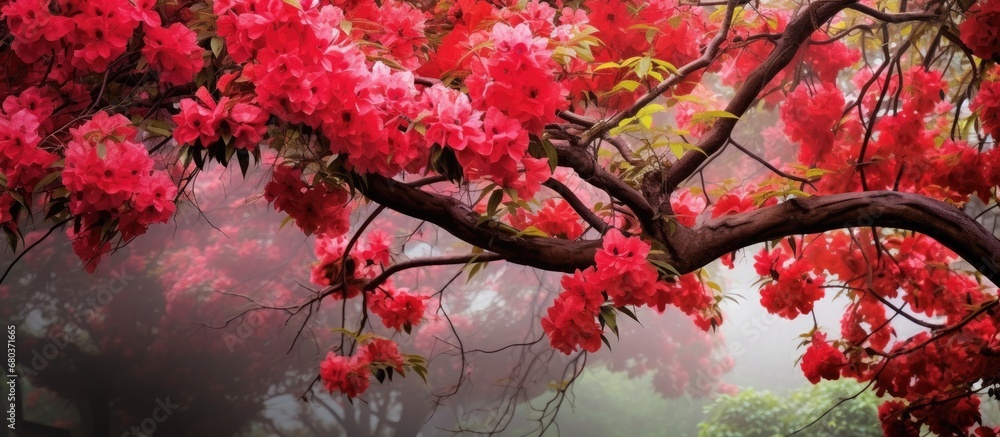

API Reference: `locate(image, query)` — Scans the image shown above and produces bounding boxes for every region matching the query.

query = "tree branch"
[662,0,859,192]
[846,4,940,23]
[549,141,658,234]
[357,172,602,273]
[542,178,611,234]
[578,0,742,147]
[676,191,1000,286]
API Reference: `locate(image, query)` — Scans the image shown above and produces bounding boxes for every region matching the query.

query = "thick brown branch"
[846,4,940,23]
[676,191,1000,286]
[550,141,658,234]
[357,173,601,272]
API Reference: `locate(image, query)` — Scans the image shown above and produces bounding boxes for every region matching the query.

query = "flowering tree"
[3,0,1000,434]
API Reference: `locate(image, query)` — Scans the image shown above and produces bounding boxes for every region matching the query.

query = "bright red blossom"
[319,352,371,399]
[800,331,846,384]
[959,0,1000,60]
[142,23,205,86]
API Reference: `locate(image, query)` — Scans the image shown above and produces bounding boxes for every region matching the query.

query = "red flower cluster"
[973,73,1000,140]
[319,337,407,399]
[542,229,722,354]
[509,199,584,239]
[262,163,351,238]
[358,338,405,375]
[753,247,825,319]
[216,0,431,177]
[173,86,268,151]
[319,352,372,399]
[0,0,175,75]
[580,0,712,107]
[540,270,604,354]
[310,230,392,292]
[670,189,706,227]
[339,0,429,70]
[0,88,60,199]
[368,283,429,332]
[959,0,1000,60]
[593,229,660,307]
[780,83,845,165]
[141,23,205,86]
[61,112,177,271]
[800,331,846,384]
[711,184,777,218]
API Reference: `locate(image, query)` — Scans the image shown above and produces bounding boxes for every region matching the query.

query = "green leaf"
[649,259,681,276]
[277,214,295,232]
[540,138,559,171]
[613,80,641,92]
[34,170,61,190]
[466,261,485,282]
[282,0,302,8]
[486,189,503,218]
[620,56,643,67]
[594,62,620,71]
[616,306,640,323]
[515,226,549,238]
[600,306,619,338]
[600,334,613,350]
[236,148,250,177]
[210,37,224,58]
[652,58,679,74]
[691,110,741,125]
[635,56,652,79]
[144,119,173,137]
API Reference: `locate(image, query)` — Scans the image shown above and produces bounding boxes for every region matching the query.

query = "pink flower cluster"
[368,282,429,332]
[465,23,569,134]
[61,112,177,271]
[800,331,846,384]
[0,87,60,207]
[973,73,1000,141]
[215,1,559,198]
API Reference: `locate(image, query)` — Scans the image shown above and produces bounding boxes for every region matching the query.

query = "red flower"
[959,0,1000,60]
[142,23,205,86]
[800,331,846,384]
[368,286,428,332]
[670,189,706,227]
[973,74,1000,141]
[172,88,228,146]
[359,338,405,374]
[593,229,658,307]
[541,291,602,354]
[319,352,372,399]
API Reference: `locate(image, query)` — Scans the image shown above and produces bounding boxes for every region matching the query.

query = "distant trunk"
[392,387,432,437]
